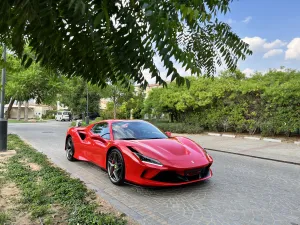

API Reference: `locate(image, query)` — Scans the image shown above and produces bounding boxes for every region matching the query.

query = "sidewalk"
[175,133,300,165]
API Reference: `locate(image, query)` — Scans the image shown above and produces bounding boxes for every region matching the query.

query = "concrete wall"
[9,107,35,119]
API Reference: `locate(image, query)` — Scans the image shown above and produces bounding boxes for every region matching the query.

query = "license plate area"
[185,168,202,177]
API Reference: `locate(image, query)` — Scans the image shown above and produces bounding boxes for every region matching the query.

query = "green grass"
[6,134,127,225]
[8,119,47,123]
[8,119,28,123]
[0,211,10,225]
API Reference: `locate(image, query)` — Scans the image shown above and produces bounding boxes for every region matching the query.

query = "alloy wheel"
[108,151,124,183]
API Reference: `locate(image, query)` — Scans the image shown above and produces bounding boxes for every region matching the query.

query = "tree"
[118,90,145,119]
[101,83,135,119]
[3,50,60,120]
[0,0,251,88]
[58,76,103,116]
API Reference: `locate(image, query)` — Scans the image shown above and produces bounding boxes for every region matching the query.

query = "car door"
[88,122,111,167]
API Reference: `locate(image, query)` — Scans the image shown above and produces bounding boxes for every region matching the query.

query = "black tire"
[107,149,125,185]
[65,137,76,161]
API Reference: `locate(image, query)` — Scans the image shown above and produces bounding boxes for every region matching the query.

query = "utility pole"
[0,44,7,151]
[85,83,89,125]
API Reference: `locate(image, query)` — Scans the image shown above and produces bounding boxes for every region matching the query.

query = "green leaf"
[94,13,102,27]
[24,58,33,68]
[21,54,27,66]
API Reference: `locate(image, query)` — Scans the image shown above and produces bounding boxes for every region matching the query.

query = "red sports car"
[65,120,213,186]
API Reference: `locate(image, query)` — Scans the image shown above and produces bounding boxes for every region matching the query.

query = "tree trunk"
[112,87,117,119]
[17,101,21,120]
[24,101,29,121]
[113,99,117,119]
[5,98,15,120]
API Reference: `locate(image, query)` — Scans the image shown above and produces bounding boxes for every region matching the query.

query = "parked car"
[55,111,71,121]
[65,119,213,186]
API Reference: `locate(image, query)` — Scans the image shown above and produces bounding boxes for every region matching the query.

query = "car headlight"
[128,146,163,166]
[134,152,163,166]
[202,148,213,161]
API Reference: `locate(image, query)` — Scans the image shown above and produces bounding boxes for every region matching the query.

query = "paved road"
[8,121,300,225]
[175,133,300,164]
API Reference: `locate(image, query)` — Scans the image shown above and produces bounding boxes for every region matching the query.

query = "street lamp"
[85,82,89,125]
[0,44,7,151]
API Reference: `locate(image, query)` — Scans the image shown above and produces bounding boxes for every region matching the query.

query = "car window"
[63,112,69,115]
[112,121,167,140]
[92,123,110,140]
[57,112,62,115]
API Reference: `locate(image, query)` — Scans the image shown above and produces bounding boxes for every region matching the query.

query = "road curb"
[263,138,282,143]
[244,136,260,140]
[205,148,300,166]
[222,134,236,138]
[204,132,297,145]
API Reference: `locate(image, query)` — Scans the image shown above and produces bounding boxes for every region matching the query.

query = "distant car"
[55,111,71,121]
[65,120,213,186]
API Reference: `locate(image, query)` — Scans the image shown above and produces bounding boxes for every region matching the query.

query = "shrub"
[153,122,204,134]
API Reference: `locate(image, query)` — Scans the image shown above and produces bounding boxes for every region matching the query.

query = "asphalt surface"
[8,121,300,225]
[176,133,300,165]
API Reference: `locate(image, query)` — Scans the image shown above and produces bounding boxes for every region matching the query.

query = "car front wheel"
[107,149,125,185]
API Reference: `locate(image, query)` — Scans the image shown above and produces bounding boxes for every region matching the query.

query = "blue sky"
[218,0,300,75]
[146,0,300,82]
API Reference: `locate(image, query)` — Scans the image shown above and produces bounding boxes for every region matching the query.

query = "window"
[92,123,111,140]
[112,121,167,140]
[57,112,62,115]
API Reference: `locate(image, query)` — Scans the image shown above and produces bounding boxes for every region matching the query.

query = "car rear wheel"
[66,137,75,161]
[107,149,125,185]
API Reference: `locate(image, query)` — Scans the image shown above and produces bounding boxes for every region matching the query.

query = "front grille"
[151,166,210,183]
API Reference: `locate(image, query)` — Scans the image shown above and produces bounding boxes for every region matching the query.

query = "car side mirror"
[165,131,172,137]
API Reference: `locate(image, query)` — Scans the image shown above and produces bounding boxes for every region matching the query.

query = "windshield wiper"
[146,137,166,139]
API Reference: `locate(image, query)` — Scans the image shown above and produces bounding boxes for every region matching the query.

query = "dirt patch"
[0,182,34,225]
[20,159,42,171]
[0,183,20,211]
[0,150,16,161]
[14,213,34,225]
[0,151,36,225]
[49,204,68,225]
[27,162,41,171]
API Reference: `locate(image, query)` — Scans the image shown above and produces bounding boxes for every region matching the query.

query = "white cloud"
[242,68,255,77]
[242,37,266,52]
[264,39,287,49]
[242,37,287,55]
[226,18,236,24]
[263,49,283,58]
[285,38,300,60]
[242,16,252,24]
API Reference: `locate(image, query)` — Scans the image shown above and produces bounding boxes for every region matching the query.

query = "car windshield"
[112,121,168,140]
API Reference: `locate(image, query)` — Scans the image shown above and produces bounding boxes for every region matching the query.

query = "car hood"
[121,137,208,168]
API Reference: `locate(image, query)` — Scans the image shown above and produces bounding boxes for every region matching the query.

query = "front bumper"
[125,159,213,187]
